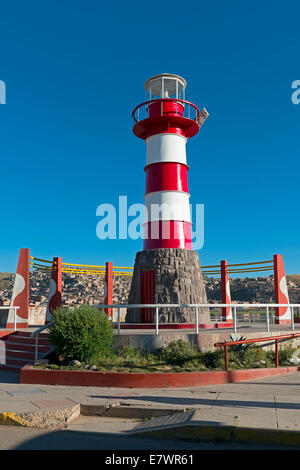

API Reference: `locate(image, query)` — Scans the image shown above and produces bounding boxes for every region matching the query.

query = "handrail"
[215,332,300,370]
[31,322,52,362]
[95,303,300,337]
[132,98,201,123]
[0,306,19,309]
[0,306,19,331]
[31,323,52,337]
[96,303,300,308]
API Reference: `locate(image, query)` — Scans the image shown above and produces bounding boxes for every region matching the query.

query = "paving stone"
[7,388,47,397]
[31,398,78,410]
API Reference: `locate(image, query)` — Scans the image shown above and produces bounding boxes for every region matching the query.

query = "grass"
[35,340,298,373]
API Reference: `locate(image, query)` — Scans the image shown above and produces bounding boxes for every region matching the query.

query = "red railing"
[132,98,201,123]
[215,333,300,371]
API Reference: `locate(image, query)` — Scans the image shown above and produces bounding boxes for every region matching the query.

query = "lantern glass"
[145,74,186,101]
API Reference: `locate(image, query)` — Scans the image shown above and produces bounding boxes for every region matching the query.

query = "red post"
[224,345,228,371]
[6,248,30,329]
[273,254,291,325]
[221,260,232,322]
[46,257,62,322]
[105,262,113,319]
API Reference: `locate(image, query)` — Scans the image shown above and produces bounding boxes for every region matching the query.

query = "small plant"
[48,305,114,363]
[228,335,250,354]
[159,340,198,365]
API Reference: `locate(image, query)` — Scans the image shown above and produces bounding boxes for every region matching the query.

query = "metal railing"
[96,303,300,336]
[215,332,300,370]
[31,322,52,362]
[132,98,202,124]
[29,303,300,362]
[0,306,19,330]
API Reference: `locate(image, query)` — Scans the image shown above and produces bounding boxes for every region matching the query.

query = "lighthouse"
[127,74,210,324]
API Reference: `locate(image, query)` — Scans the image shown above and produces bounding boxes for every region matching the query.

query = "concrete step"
[0,363,23,372]
[4,341,52,352]
[4,349,36,359]
[8,335,51,346]
[14,330,50,338]
[5,356,35,366]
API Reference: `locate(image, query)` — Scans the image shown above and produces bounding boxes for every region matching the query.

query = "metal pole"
[117,307,121,335]
[155,307,159,335]
[14,308,16,331]
[266,306,270,333]
[195,306,199,334]
[233,306,237,333]
[291,306,295,332]
[35,334,39,362]
[275,339,279,368]
[224,345,228,371]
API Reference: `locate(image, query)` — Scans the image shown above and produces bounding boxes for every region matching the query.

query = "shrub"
[159,340,197,365]
[48,305,114,362]
[203,350,224,369]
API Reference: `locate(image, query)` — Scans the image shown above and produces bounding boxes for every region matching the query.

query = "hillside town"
[1,270,300,307]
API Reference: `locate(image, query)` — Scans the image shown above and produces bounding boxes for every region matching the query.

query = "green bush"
[48,305,114,362]
[159,340,197,365]
[203,350,224,369]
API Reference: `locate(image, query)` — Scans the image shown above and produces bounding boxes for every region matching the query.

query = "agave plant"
[229,335,250,354]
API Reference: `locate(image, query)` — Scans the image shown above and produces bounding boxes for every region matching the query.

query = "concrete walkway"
[0,370,300,447]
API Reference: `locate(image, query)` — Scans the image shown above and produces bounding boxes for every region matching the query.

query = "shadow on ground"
[0,371,19,384]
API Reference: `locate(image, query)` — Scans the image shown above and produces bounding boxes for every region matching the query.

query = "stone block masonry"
[126,248,210,324]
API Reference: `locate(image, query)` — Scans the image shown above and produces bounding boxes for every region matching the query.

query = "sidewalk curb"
[133,422,300,447]
[0,404,80,428]
[20,365,300,388]
[0,412,33,427]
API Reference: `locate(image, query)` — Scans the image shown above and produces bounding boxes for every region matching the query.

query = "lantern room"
[144,73,186,100]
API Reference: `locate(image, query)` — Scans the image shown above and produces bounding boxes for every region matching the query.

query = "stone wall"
[127,248,210,323]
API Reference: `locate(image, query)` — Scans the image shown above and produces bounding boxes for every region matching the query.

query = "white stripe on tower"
[146,133,187,166]
[144,191,191,223]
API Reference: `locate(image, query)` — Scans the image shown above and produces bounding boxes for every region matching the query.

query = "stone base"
[126,248,210,324]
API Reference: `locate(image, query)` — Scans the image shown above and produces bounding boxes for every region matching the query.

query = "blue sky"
[0,0,299,275]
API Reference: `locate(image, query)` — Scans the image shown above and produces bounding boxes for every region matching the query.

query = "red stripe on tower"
[132,74,208,250]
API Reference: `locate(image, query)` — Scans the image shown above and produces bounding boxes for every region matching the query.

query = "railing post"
[35,334,39,362]
[7,248,30,329]
[104,262,113,320]
[155,307,159,335]
[221,260,232,322]
[266,306,270,333]
[14,308,16,331]
[233,306,237,333]
[291,306,295,331]
[46,257,62,322]
[195,306,199,334]
[117,307,121,335]
[275,339,279,368]
[224,345,228,371]
[273,254,292,325]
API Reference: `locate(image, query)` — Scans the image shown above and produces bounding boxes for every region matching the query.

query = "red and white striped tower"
[132,74,208,248]
[127,74,209,324]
